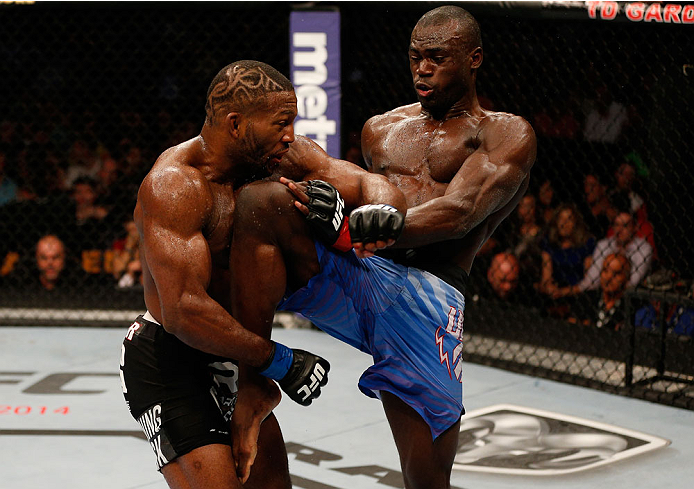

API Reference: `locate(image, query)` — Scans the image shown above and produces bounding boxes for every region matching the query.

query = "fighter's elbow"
[450,200,476,237]
[159,298,196,337]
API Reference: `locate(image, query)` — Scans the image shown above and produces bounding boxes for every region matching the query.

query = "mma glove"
[258,341,330,406]
[303,180,405,251]
[349,204,405,245]
[304,180,352,252]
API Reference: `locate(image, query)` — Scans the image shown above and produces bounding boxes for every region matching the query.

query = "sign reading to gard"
[585,1,694,23]
[290,10,341,158]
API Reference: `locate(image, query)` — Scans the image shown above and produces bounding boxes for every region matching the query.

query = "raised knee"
[235,181,295,220]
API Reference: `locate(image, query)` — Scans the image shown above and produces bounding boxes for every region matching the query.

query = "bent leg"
[245,412,292,489]
[161,413,289,489]
[381,391,460,489]
[229,181,319,485]
[230,180,320,339]
[161,444,242,489]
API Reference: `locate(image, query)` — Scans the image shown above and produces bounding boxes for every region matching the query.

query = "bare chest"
[370,117,479,205]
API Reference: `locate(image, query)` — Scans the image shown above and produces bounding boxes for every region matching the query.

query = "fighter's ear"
[226,112,243,139]
[470,47,483,70]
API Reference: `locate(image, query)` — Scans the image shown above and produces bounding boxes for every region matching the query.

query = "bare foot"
[232,372,281,483]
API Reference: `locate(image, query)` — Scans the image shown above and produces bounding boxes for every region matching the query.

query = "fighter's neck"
[196,128,246,184]
[421,94,483,122]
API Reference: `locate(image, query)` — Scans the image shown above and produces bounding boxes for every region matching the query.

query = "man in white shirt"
[577,212,653,292]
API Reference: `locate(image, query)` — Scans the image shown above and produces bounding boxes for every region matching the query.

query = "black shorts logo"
[137,404,170,469]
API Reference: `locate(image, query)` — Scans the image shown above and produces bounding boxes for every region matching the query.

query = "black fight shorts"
[120,313,238,470]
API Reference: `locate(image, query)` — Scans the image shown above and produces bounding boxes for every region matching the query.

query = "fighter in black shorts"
[119,60,406,488]
[122,312,240,470]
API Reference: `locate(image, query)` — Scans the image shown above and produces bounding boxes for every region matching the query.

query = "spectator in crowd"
[513,193,542,255]
[95,156,123,214]
[606,161,657,256]
[539,203,596,317]
[0,234,102,308]
[609,161,647,221]
[63,138,104,189]
[591,252,631,330]
[114,140,150,198]
[32,234,67,291]
[66,176,112,275]
[0,149,19,207]
[112,218,142,288]
[507,193,544,294]
[537,179,557,227]
[532,95,580,139]
[578,174,615,238]
[486,252,520,300]
[71,176,108,224]
[14,144,65,200]
[583,83,630,143]
[560,211,653,297]
[636,283,694,337]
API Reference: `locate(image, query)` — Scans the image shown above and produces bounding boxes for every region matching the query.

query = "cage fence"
[0,1,692,408]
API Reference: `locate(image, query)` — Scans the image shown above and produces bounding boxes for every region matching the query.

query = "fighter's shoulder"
[479,110,535,139]
[364,103,420,132]
[139,141,213,210]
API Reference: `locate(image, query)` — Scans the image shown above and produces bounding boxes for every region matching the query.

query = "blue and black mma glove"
[304,180,352,252]
[349,204,405,245]
[258,341,330,406]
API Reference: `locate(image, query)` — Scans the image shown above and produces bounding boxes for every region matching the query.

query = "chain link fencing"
[1,2,692,408]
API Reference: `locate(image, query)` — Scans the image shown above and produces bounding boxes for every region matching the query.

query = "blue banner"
[290,10,341,158]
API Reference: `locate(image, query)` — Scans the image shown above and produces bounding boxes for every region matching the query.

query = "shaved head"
[204,60,294,125]
[415,5,482,51]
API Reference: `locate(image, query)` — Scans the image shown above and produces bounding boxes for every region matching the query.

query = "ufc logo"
[331,194,344,231]
[297,363,326,402]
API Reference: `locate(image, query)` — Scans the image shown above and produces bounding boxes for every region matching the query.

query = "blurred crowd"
[0,89,691,337]
[467,164,692,337]
[0,108,197,308]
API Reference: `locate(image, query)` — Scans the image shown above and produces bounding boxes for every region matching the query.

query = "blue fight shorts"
[278,242,465,439]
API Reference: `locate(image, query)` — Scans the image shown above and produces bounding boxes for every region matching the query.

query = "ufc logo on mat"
[297,363,327,402]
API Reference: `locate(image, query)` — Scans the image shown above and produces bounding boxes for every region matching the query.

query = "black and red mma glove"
[304,180,352,252]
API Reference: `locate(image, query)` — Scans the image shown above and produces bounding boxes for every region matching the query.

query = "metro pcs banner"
[289,10,341,158]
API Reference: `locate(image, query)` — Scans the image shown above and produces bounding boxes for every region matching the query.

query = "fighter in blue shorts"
[230,8,535,489]
[278,240,466,440]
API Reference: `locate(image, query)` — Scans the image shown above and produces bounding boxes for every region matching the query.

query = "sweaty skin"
[267,17,536,489]
[361,20,536,275]
[362,106,535,273]
[133,82,405,487]
[354,12,536,489]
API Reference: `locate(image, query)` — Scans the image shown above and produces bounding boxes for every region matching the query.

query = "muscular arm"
[137,166,272,367]
[365,114,536,248]
[280,135,407,213]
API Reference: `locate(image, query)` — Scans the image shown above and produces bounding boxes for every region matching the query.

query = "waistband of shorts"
[132,311,163,340]
[133,311,235,364]
[423,264,468,296]
[377,249,468,295]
